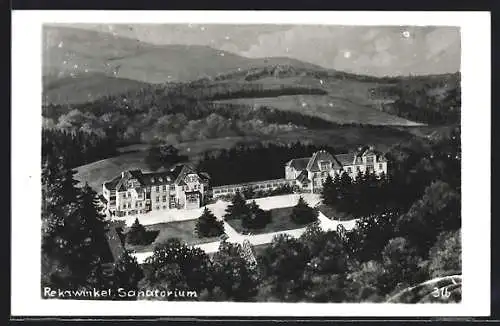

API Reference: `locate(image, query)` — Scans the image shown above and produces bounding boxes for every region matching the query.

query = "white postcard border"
[11,10,491,317]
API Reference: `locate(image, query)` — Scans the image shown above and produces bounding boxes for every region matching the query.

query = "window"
[162,196,167,202]
[156,196,160,202]
[163,185,167,191]
[347,167,352,173]
[135,202,138,208]
[319,161,331,171]
[155,186,160,192]
[379,163,383,170]
[163,206,167,210]
[127,203,131,208]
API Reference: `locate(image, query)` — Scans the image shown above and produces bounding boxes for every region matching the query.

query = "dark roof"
[296,170,310,183]
[104,175,121,189]
[141,171,177,186]
[99,194,108,204]
[286,157,311,171]
[335,153,362,166]
[306,150,342,171]
[103,164,211,190]
[199,172,211,181]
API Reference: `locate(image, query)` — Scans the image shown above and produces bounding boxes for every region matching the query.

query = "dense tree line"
[41,90,461,302]
[42,154,143,298]
[377,73,461,125]
[320,126,460,220]
[42,128,117,169]
[144,145,188,171]
[197,142,342,186]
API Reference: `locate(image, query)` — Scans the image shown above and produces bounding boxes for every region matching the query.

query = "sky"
[61,24,461,76]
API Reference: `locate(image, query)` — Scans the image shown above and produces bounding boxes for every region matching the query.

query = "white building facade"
[285,146,388,193]
[102,164,210,217]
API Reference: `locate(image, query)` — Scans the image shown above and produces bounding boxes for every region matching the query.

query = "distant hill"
[42,26,459,126]
[43,26,321,83]
[43,73,150,105]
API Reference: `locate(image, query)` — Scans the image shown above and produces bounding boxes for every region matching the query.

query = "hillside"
[43,26,459,127]
[42,26,321,92]
[42,73,150,105]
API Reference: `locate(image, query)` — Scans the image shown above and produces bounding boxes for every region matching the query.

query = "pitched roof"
[141,171,177,186]
[103,164,211,190]
[306,150,342,172]
[286,157,311,171]
[335,153,365,166]
[296,170,310,183]
[104,175,122,189]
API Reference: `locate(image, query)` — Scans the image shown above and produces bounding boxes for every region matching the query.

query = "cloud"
[49,24,461,76]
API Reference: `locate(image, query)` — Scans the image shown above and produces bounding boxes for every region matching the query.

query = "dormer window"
[159,177,163,182]
[319,161,331,171]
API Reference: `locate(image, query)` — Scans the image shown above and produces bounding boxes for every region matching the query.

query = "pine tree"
[321,175,335,207]
[195,207,224,238]
[42,157,109,290]
[126,218,148,245]
[338,172,354,212]
[242,200,270,230]
[223,191,250,220]
[291,196,318,225]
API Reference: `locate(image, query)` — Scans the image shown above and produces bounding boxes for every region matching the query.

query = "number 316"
[432,287,451,299]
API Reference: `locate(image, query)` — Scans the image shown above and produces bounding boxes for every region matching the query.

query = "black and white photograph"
[11,10,491,317]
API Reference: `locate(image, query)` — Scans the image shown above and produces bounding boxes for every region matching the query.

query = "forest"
[197,142,341,186]
[375,72,461,125]
[41,125,461,302]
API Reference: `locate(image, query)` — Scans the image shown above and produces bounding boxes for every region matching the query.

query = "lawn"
[214,94,422,126]
[226,206,313,235]
[317,204,355,221]
[124,219,223,253]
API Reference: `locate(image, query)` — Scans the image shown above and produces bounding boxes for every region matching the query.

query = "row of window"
[120,202,144,210]
[155,195,172,203]
[154,185,175,192]
[213,181,293,195]
[315,164,384,178]
[182,184,201,191]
